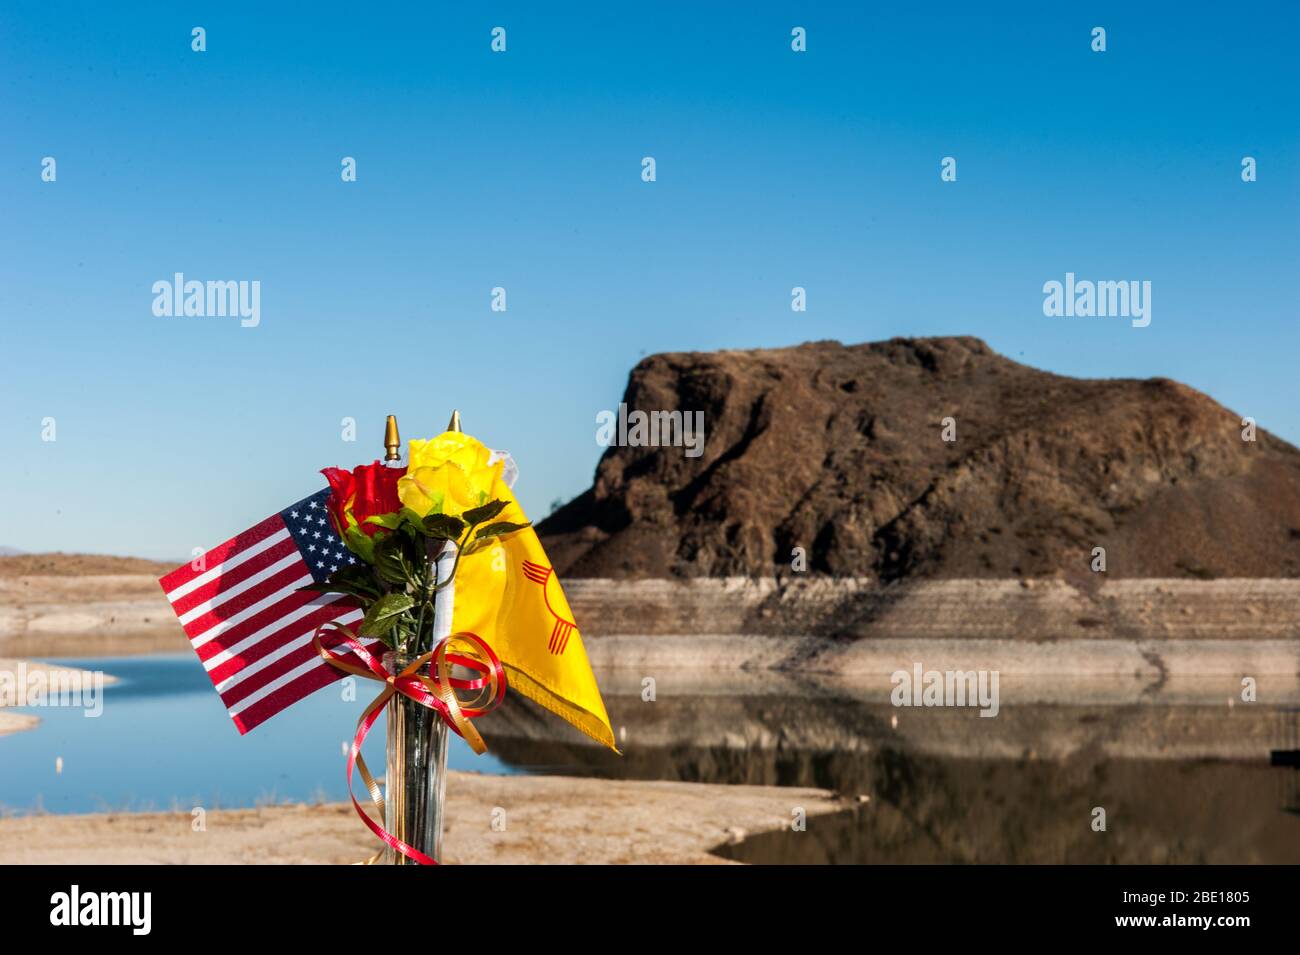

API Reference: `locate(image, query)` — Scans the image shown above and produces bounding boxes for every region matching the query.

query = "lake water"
[0,654,517,815]
[479,676,1300,864]
[6,654,1300,863]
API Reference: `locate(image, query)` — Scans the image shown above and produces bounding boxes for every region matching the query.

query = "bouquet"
[158,415,615,865]
[314,431,530,655]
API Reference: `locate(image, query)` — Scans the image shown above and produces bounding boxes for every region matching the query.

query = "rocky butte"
[539,336,1300,584]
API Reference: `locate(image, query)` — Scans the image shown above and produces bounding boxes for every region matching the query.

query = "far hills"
[538,337,1300,582]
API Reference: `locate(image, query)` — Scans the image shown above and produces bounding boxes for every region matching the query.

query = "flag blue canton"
[280,488,357,584]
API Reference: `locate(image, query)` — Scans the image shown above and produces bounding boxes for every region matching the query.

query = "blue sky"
[2,2,1297,560]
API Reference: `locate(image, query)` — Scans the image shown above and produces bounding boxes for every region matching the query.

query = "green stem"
[411,597,427,656]
[430,523,475,593]
[406,549,437,655]
[415,520,483,652]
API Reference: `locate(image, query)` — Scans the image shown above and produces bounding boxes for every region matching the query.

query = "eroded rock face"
[539,337,1300,581]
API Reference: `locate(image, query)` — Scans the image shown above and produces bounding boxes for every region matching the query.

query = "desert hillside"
[0,553,177,577]
[539,337,1300,581]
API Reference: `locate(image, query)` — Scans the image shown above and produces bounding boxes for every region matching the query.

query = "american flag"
[158,488,379,734]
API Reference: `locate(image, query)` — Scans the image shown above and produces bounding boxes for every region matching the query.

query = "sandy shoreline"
[0,658,117,737]
[0,771,839,864]
[0,572,179,656]
[0,711,38,737]
[9,573,1300,640]
[6,573,1300,670]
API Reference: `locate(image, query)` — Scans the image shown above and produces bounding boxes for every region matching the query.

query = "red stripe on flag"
[158,513,285,591]
[206,599,357,692]
[167,536,300,617]
[193,589,320,662]
[229,646,382,736]
[218,642,326,710]
[219,639,338,711]
[180,562,311,641]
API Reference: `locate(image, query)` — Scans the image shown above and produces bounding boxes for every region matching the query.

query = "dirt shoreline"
[0,771,839,864]
[0,658,117,737]
[5,574,1300,688]
[0,712,38,737]
[7,573,1300,652]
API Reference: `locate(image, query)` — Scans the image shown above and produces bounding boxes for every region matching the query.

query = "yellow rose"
[397,431,504,520]
[408,432,495,475]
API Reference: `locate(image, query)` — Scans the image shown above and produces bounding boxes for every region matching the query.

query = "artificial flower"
[398,431,503,520]
[321,461,406,551]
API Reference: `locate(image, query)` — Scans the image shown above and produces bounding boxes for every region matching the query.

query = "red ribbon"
[314,622,507,864]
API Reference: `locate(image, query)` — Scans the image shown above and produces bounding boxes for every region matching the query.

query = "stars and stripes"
[158,488,379,734]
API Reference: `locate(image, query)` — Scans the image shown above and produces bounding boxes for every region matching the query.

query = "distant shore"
[0,712,37,737]
[0,658,117,737]
[0,771,840,864]
[0,559,181,657]
[4,558,1300,668]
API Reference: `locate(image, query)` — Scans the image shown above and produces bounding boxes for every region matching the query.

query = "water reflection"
[713,752,1300,863]
[478,674,1300,863]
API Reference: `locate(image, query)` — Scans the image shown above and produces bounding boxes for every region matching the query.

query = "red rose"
[321,461,406,539]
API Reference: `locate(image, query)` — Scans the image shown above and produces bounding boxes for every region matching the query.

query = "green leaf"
[359,593,414,637]
[372,533,411,586]
[462,500,508,526]
[343,526,377,564]
[399,526,427,567]
[474,520,531,541]
[459,538,492,557]
[297,558,386,603]
[423,513,466,540]
[364,513,402,530]
[333,562,379,586]
[398,507,428,527]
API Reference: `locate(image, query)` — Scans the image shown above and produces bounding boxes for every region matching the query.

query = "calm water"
[7,655,1300,863]
[0,654,517,814]
[479,680,1300,864]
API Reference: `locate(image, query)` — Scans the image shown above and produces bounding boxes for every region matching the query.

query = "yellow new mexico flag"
[451,505,616,752]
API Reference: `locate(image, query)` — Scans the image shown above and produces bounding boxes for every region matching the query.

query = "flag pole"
[380,411,459,862]
[420,410,461,862]
[431,410,461,644]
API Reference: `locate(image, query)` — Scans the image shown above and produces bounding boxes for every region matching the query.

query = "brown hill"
[0,553,178,578]
[538,337,1300,581]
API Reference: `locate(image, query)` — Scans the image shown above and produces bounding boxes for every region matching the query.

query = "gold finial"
[447,410,462,433]
[383,415,401,461]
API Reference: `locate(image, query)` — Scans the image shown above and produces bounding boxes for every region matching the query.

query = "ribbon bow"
[313,621,507,864]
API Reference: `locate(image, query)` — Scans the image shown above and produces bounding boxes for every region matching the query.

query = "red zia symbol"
[522,560,575,655]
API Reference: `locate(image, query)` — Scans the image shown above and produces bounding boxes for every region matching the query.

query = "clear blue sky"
[3,2,1297,560]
